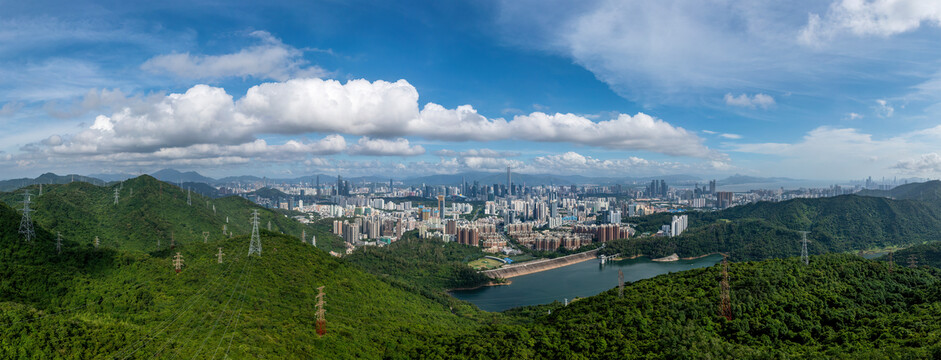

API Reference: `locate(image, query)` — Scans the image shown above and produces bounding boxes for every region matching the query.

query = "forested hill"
[886,241,941,269]
[616,194,941,261]
[858,180,941,202]
[0,201,482,358]
[415,254,941,358]
[0,175,342,253]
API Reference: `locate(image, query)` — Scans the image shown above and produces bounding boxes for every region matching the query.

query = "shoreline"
[449,281,512,291]
[479,249,600,279]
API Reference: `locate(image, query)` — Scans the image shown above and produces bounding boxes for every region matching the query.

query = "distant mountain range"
[1,169,821,192]
[0,173,108,192]
[715,174,799,186]
[858,180,941,202]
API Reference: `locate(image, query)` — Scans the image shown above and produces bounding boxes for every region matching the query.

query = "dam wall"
[481,249,599,279]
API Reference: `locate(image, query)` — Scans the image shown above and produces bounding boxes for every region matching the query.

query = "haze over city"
[3,1,941,180]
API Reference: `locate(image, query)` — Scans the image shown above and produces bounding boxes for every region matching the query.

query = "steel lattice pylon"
[18,190,35,243]
[248,210,262,256]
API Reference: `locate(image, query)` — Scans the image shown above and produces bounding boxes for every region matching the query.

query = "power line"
[248,210,262,256]
[18,190,35,243]
[315,286,326,336]
[799,231,810,266]
[110,261,238,360]
[719,253,732,321]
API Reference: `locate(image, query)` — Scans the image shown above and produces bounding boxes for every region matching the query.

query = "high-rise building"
[670,215,688,237]
[716,192,733,209]
[709,179,716,194]
[507,167,512,197]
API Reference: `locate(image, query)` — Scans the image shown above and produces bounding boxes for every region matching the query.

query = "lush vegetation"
[0,175,341,254]
[859,180,941,202]
[0,201,482,359]
[613,195,941,262]
[345,233,492,311]
[5,176,941,358]
[886,241,941,269]
[413,254,941,358]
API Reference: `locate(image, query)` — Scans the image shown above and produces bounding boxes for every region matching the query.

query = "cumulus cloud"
[724,93,775,109]
[141,31,327,81]
[435,148,521,158]
[348,137,426,156]
[800,0,941,44]
[894,153,941,174]
[39,78,715,160]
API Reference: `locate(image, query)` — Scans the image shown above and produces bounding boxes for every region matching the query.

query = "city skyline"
[3,1,941,180]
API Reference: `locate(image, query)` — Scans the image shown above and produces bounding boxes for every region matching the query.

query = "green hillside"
[0,173,107,192]
[886,241,941,269]
[616,195,941,261]
[0,175,344,254]
[0,201,482,359]
[416,254,941,358]
[858,180,941,202]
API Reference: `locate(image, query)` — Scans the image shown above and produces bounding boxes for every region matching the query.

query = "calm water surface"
[451,254,723,312]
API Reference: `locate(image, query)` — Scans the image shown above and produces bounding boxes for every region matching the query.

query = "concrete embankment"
[480,249,600,279]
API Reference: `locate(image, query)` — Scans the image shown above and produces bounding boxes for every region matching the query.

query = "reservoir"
[452,254,723,312]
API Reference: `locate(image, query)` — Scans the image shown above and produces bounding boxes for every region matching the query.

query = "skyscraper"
[507,166,512,197]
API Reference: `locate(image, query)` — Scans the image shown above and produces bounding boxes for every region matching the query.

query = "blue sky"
[2,0,941,180]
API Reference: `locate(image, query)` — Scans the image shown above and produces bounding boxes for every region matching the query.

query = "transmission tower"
[55,232,63,254]
[799,231,810,266]
[248,210,262,256]
[39,183,42,196]
[18,190,35,243]
[170,232,175,249]
[114,188,120,205]
[203,231,210,243]
[222,224,227,236]
[908,254,918,268]
[187,187,192,206]
[217,247,225,264]
[719,254,732,321]
[212,204,216,215]
[311,235,317,247]
[302,229,306,243]
[129,188,133,197]
[315,286,327,336]
[618,269,624,298]
[94,236,100,249]
[267,221,271,231]
[888,251,895,273]
[173,252,184,273]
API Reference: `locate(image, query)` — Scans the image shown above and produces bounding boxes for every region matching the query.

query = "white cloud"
[894,153,941,174]
[724,93,776,109]
[875,99,894,117]
[141,31,327,81]
[348,137,426,156]
[720,133,742,139]
[493,0,820,101]
[434,148,520,158]
[52,78,712,158]
[731,126,933,178]
[800,0,941,44]
[847,112,863,120]
[22,78,721,173]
